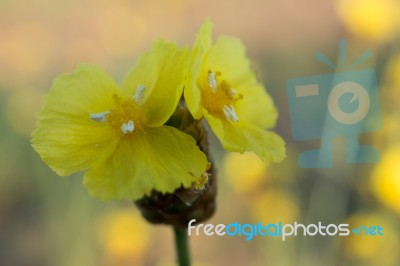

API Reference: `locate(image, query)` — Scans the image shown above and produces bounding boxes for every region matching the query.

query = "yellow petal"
[205,36,251,84]
[31,64,119,175]
[184,19,213,119]
[123,40,190,127]
[204,111,285,163]
[235,81,278,129]
[83,126,208,200]
[206,36,278,129]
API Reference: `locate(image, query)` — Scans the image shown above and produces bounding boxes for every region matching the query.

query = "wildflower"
[97,209,152,262]
[184,20,285,162]
[32,40,208,201]
[370,145,400,214]
[222,152,267,194]
[344,212,398,264]
[336,0,400,43]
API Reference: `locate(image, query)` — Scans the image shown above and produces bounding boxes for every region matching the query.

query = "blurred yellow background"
[1,0,399,265]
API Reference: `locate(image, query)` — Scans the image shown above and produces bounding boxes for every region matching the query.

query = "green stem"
[173,226,190,266]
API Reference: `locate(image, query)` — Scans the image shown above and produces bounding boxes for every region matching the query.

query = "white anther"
[133,85,146,101]
[230,88,237,97]
[90,111,110,122]
[223,105,239,122]
[208,71,217,91]
[121,120,135,134]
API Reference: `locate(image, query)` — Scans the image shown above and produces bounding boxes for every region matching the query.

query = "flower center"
[90,85,146,135]
[201,70,242,122]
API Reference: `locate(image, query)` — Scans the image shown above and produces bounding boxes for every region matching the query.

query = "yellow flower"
[222,151,268,194]
[336,0,400,43]
[250,189,299,225]
[370,145,400,214]
[97,209,152,261]
[344,212,399,264]
[184,20,285,162]
[32,40,208,201]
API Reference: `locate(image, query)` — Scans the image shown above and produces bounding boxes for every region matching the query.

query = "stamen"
[133,85,146,101]
[230,88,237,97]
[223,105,239,122]
[121,120,135,134]
[194,172,209,190]
[208,71,217,91]
[90,111,110,122]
